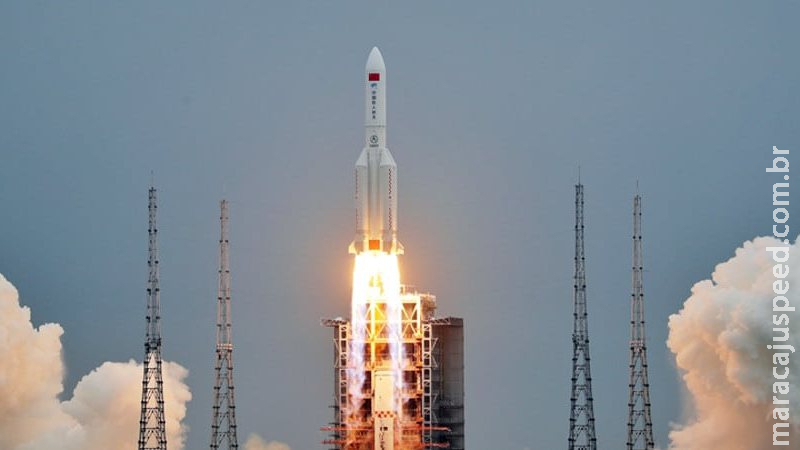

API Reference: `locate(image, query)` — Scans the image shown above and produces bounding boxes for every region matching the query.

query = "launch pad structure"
[322,287,464,450]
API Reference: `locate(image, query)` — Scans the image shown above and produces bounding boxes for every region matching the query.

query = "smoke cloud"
[0,272,192,450]
[667,237,799,450]
[243,434,292,450]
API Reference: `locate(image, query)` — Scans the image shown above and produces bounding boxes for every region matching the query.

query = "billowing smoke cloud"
[0,273,192,450]
[0,273,67,449]
[667,237,799,450]
[244,433,292,450]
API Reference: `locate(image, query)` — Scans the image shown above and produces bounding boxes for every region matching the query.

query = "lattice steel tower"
[139,186,167,450]
[626,194,654,450]
[210,199,239,450]
[567,182,597,450]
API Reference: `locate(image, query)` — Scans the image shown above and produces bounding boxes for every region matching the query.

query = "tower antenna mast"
[567,182,597,450]
[210,199,239,449]
[139,186,167,450]
[626,193,655,450]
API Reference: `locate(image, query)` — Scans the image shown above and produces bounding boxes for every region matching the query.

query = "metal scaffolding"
[567,182,597,450]
[211,200,239,450]
[421,322,435,448]
[626,194,655,450]
[322,291,460,450]
[138,186,167,450]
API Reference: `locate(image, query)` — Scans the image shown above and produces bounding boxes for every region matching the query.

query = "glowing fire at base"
[347,252,405,432]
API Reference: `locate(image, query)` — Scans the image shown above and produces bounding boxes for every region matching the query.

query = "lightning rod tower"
[626,193,655,450]
[210,199,239,450]
[139,186,167,450]
[567,181,597,450]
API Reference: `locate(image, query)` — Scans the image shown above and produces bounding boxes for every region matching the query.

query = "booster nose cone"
[366,46,385,72]
[364,46,387,133]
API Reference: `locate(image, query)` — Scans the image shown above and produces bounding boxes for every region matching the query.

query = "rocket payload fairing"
[349,47,404,256]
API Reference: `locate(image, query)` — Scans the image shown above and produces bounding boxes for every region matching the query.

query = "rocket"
[349,47,404,256]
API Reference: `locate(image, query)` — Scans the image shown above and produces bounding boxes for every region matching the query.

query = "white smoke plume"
[243,433,292,450]
[667,237,799,450]
[0,272,192,450]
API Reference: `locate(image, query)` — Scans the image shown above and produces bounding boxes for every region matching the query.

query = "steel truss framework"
[626,194,655,450]
[567,183,597,450]
[323,292,450,449]
[211,200,239,450]
[139,187,167,450]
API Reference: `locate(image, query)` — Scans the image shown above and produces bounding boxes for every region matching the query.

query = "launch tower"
[567,182,597,450]
[138,186,168,450]
[625,194,655,450]
[210,200,239,450]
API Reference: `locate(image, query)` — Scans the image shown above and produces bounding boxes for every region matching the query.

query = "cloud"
[0,272,192,450]
[667,237,799,450]
[244,433,292,450]
[0,273,68,449]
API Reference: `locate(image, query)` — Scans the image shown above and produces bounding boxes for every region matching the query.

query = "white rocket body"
[350,47,403,255]
[373,370,396,450]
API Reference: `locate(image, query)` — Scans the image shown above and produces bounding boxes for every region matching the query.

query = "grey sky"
[1,2,798,449]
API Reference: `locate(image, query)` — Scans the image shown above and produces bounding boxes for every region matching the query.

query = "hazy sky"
[1,2,798,449]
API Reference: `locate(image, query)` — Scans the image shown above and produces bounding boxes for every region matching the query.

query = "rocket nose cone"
[366,47,385,72]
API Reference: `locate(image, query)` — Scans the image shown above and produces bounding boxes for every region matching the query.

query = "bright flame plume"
[347,252,405,421]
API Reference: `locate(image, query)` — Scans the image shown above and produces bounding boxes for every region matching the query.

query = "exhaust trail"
[667,237,799,450]
[0,272,192,450]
